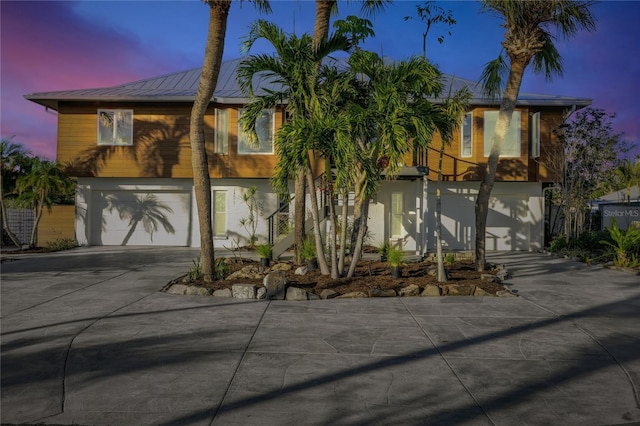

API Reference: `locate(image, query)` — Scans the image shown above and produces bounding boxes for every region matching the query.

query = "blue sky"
[1,0,639,159]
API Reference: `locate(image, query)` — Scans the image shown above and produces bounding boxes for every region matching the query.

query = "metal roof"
[24,58,591,110]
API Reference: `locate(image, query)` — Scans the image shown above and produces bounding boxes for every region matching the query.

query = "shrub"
[300,237,316,261]
[601,219,640,268]
[387,246,404,267]
[45,238,78,252]
[186,256,202,281]
[255,244,272,259]
[549,235,568,253]
[214,257,229,280]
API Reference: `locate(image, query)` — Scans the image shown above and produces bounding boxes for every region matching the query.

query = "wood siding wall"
[37,205,75,246]
[57,102,566,183]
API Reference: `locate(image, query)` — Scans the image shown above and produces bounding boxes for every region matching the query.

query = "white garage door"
[89,190,191,246]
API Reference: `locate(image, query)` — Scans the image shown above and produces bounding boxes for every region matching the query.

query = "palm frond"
[479,53,508,99]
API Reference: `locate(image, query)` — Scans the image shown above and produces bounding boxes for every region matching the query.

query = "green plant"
[549,235,568,253]
[255,243,272,259]
[238,186,261,248]
[601,219,640,268]
[387,246,405,268]
[44,238,78,252]
[300,237,316,261]
[378,240,390,257]
[186,256,202,281]
[214,257,229,280]
[445,251,456,266]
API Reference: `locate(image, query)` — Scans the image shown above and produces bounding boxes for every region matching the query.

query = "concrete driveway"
[1,247,639,425]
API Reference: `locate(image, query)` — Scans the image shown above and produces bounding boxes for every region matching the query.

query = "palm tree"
[1,138,30,247]
[345,51,463,278]
[281,0,388,266]
[615,159,640,205]
[475,0,596,271]
[15,158,74,248]
[190,0,270,282]
[237,20,351,276]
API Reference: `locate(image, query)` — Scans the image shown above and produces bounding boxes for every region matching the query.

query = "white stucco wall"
[368,180,543,253]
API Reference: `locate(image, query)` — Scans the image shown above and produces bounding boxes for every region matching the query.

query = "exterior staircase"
[267,174,329,260]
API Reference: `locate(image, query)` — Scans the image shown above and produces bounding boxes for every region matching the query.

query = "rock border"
[163,263,517,301]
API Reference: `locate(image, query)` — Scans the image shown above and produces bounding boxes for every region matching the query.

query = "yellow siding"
[37,205,75,246]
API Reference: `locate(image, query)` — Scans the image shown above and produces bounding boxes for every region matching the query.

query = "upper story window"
[483,110,521,157]
[238,109,274,154]
[530,112,541,158]
[97,109,133,146]
[461,112,473,158]
[214,108,229,154]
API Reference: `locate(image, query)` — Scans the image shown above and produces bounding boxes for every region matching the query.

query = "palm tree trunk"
[347,198,369,278]
[190,1,231,282]
[29,194,45,248]
[475,59,526,271]
[305,168,330,275]
[436,141,447,282]
[338,191,348,275]
[293,169,306,264]
[313,0,335,48]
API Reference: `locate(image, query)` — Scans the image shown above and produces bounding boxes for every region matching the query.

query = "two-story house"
[25,58,589,253]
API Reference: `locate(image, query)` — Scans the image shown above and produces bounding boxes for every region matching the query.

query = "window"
[214,108,229,154]
[483,111,521,157]
[530,112,540,158]
[391,192,403,237]
[213,191,227,237]
[238,109,274,154]
[97,109,133,146]
[461,112,473,157]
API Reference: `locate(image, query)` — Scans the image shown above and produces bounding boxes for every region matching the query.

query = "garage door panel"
[91,190,190,246]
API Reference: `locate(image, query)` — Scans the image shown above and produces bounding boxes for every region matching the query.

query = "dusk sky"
[1,0,639,160]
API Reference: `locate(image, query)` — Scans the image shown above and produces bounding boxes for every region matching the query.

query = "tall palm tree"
[615,159,640,205]
[345,51,463,278]
[282,0,389,266]
[475,0,596,271]
[237,20,351,276]
[1,138,30,247]
[15,158,74,248]
[190,0,270,282]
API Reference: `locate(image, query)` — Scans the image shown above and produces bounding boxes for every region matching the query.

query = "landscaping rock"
[213,288,232,298]
[226,266,263,280]
[232,283,257,299]
[336,292,368,299]
[369,289,397,297]
[271,263,292,271]
[398,284,421,297]
[264,271,287,300]
[473,287,491,297]
[185,286,211,296]
[320,289,339,299]
[286,287,318,301]
[294,266,308,275]
[444,284,475,296]
[166,284,189,295]
[496,289,518,298]
[421,284,441,297]
[496,270,510,281]
[481,274,501,283]
[256,287,267,299]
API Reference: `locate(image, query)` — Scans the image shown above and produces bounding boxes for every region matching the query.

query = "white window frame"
[213,190,227,238]
[214,108,229,154]
[97,109,133,146]
[483,110,521,157]
[461,112,473,158]
[530,112,541,158]
[238,108,275,155]
[391,192,403,238]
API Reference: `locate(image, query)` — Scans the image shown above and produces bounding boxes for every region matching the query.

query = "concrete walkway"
[1,247,639,425]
